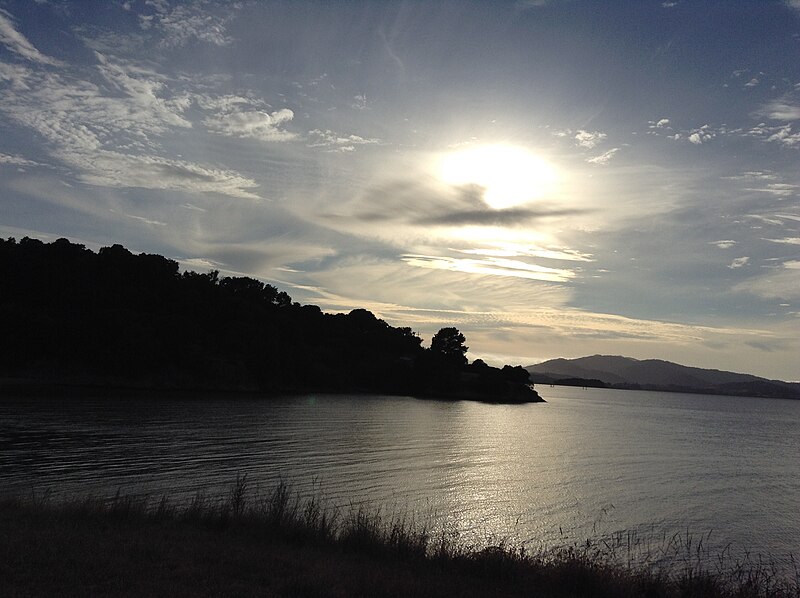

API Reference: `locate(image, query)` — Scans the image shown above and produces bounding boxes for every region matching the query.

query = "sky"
[1,0,799,381]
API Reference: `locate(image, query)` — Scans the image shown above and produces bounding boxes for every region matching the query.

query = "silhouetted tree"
[501,365,531,384]
[430,327,468,367]
[0,237,541,402]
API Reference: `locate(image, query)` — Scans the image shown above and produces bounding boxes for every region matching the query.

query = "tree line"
[0,237,541,402]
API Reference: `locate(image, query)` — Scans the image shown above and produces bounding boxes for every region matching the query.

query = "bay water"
[1,386,798,570]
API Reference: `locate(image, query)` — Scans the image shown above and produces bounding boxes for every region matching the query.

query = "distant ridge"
[526,355,800,400]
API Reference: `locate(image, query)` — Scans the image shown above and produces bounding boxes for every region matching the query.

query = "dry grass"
[1,477,798,597]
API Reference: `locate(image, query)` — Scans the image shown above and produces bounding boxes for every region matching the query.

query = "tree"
[430,327,468,366]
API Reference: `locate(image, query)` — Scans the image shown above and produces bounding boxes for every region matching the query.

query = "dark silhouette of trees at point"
[0,237,542,403]
[430,327,468,366]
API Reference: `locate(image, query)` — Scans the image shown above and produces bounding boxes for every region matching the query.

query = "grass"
[1,477,798,597]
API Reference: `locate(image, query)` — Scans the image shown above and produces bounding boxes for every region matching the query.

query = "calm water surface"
[1,386,798,566]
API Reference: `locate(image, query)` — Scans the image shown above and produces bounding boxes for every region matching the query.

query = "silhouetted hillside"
[526,355,799,400]
[0,237,541,403]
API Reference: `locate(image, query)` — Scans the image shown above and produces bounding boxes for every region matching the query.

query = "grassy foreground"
[1,478,798,598]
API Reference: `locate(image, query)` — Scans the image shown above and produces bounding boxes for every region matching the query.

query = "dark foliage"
[430,327,468,366]
[0,237,542,402]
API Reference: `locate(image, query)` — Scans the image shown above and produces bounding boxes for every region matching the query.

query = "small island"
[0,237,542,404]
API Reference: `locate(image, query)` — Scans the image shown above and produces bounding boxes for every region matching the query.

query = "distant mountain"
[526,355,800,400]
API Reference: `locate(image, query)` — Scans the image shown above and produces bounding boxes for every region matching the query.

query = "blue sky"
[1,0,799,380]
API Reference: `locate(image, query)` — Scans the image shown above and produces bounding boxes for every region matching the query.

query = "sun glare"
[439,145,558,210]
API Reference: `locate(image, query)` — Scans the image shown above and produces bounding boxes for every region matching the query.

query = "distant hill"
[526,355,800,400]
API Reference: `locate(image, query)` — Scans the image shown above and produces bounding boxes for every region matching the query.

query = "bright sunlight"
[439,145,558,210]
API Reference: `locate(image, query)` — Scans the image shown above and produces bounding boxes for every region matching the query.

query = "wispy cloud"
[75,152,260,199]
[734,259,800,299]
[728,256,750,269]
[138,0,234,48]
[744,183,799,196]
[351,94,369,110]
[458,244,594,262]
[710,240,737,249]
[341,180,583,229]
[785,0,800,13]
[759,98,800,121]
[201,97,296,142]
[727,171,779,181]
[765,125,800,147]
[516,0,551,9]
[307,129,381,152]
[574,129,607,149]
[402,254,576,282]
[765,237,800,245]
[586,148,620,165]
[0,49,259,198]
[0,9,63,66]
[0,152,42,167]
[123,212,168,226]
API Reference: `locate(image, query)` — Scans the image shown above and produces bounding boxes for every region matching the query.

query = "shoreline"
[1,480,797,598]
[0,377,544,404]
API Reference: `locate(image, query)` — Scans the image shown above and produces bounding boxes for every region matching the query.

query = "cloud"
[745,122,800,147]
[516,0,551,8]
[296,256,575,322]
[728,257,750,269]
[574,129,607,149]
[710,240,737,249]
[457,244,594,262]
[0,60,31,89]
[745,77,760,88]
[0,152,42,167]
[662,1,678,7]
[765,237,800,245]
[344,180,584,229]
[743,340,790,353]
[744,183,799,196]
[139,1,234,48]
[655,118,670,128]
[203,104,297,141]
[2,60,189,149]
[766,125,800,147]
[764,100,800,121]
[758,98,800,121]
[0,51,259,199]
[351,94,368,110]
[586,148,620,165]
[402,254,577,282]
[0,9,63,66]
[413,205,583,227]
[746,213,796,227]
[73,151,260,199]
[653,122,751,145]
[123,213,167,226]
[734,259,800,299]
[728,171,779,181]
[307,129,380,152]
[687,124,715,145]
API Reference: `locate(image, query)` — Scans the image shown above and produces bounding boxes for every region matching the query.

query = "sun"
[439,144,558,210]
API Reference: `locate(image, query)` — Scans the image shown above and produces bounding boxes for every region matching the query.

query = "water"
[1,386,799,568]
